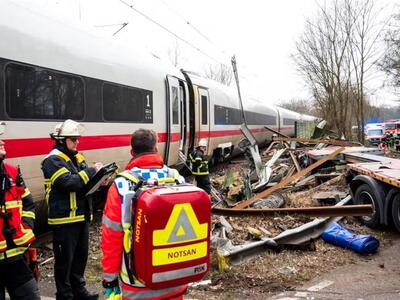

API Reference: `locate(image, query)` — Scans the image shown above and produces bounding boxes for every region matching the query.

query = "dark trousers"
[0,256,40,300]
[195,175,211,194]
[53,222,89,300]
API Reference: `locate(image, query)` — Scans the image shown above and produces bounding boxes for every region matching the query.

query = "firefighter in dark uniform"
[189,138,211,194]
[41,120,102,300]
[0,122,40,300]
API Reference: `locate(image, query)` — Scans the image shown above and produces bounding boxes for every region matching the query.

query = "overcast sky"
[15,0,400,105]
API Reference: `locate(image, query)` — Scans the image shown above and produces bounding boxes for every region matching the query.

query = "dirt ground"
[35,152,393,299]
[36,216,391,299]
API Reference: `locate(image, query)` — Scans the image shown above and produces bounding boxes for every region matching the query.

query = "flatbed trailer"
[348,157,400,231]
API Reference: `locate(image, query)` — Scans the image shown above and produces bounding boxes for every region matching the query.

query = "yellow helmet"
[51,119,85,139]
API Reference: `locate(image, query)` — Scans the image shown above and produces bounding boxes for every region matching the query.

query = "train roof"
[276,106,316,122]
[185,72,279,115]
[0,1,184,89]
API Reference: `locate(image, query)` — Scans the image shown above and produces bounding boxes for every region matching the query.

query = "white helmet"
[51,119,85,139]
[198,138,207,148]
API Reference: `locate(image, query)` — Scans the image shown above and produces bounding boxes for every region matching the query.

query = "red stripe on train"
[4,133,179,158]
[3,127,291,158]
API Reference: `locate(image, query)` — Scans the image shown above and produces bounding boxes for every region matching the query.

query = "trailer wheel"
[354,184,380,228]
[391,193,400,232]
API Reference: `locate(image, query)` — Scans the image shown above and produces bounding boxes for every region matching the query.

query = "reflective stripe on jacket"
[41,148,96,225]
[101,153,187,299]
[189,149,209,175]
[0,162,35,259]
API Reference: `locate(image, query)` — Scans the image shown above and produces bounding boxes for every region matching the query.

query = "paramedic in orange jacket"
[101,129,187,300]
[0,123,40,300]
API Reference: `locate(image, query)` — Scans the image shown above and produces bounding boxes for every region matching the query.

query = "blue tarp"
[321,222,379,255]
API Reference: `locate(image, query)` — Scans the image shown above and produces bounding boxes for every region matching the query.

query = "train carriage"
[0,0,314,225]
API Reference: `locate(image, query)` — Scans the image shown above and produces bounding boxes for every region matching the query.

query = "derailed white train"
[0,1,314,209]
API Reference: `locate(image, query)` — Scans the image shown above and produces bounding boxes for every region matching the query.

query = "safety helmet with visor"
[50,119,85,140]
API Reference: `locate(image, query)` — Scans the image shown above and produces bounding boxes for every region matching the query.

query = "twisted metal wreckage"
[209,123,375,269]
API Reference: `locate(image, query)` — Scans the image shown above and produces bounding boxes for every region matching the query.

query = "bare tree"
[381,13,400,86]
[278,98,315,115]
[204,63,233,86]
[293,0,383,141]
[346,0,386,142]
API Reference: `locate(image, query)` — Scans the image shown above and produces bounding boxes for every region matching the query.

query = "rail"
[212,204,373,218]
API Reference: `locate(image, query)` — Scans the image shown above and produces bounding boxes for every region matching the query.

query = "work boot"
[72,288,99,300]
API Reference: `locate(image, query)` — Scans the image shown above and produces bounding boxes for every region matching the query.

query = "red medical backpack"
[131,184,210,289]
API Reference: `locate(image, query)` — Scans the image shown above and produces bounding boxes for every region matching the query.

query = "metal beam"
[212,204,373,218]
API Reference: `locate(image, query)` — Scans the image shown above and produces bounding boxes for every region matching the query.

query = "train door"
[198,87,210,154]
[179,81,190,155]
[166,76,187,165]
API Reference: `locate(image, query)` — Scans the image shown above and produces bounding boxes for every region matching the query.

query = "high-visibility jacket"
[189,149,209,176]
[41,148,96,225]
[0,162,36,260]
[101,153,187,300]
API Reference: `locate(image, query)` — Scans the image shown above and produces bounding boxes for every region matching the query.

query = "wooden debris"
[233,147,345,209]
[312,191,348,205]
[289,151,302,172]
[257,226,272,237]
[315,173,342,185]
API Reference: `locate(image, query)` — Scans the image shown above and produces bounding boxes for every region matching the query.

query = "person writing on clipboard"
[41,119,102,300]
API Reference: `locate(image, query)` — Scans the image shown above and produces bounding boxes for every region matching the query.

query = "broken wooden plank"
[233,147,345,209]
[284,165,296,179]
[289,151,302,172]
[272,137,360,147]
[314,173,341,185]
[293,174,316,187]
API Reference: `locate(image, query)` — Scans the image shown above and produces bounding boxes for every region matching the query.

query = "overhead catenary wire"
[119,0,226,65]
[112,22,129,36]
[95,22,128,27]
[154,0,236,73]
[155,0,215,46]
[94,22,129,36]
[117,0,254,87]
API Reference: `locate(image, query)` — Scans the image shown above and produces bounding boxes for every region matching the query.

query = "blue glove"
[103,279,121,300]
[105,286,121,300]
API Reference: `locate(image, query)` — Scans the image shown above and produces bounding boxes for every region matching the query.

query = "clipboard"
[83,162,118,196]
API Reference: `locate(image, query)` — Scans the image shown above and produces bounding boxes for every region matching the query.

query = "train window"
[5,63,84,120]
[283,118,296,126]
[214,105,227,125]
[172,86,179,125]
[247,111,276,125]
[201,95,208,125]
[214,104,276,125]
[229,108,242,124]
[102,83,153,123]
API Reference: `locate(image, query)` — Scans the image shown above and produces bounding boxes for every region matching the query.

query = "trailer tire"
[391,193,400,232]
[354,184,380,228]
